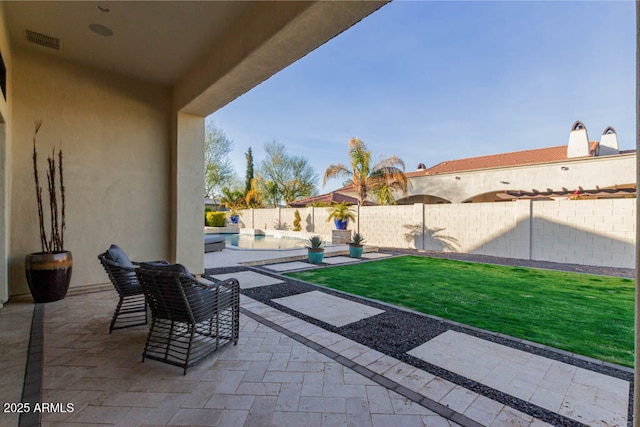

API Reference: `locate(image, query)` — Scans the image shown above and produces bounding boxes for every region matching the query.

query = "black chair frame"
[98,252,162,333]
[136,267,240,375]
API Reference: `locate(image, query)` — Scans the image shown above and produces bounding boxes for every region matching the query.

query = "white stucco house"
[330,121,636,205]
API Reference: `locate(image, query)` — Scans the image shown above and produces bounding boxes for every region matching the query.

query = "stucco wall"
[10,49,171,296]
[239,199,636,268]
[0,5,11,304]
[402,154,636,204]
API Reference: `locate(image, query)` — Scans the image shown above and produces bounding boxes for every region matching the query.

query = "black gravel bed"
[204,262,634,426]
[380,248,636,278]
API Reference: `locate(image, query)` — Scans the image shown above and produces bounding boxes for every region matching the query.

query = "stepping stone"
[211,271,284,289]
[361,252,392,259]
[264,261,318,272]
[408,330,629,426]
[272,291,385,327]
[322,256,360,265]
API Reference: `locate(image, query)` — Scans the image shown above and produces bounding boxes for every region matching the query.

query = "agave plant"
[305,235,325,250]
[348,232,366,247]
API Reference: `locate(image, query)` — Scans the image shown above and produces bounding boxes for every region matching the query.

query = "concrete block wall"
[248,208,279,230]
[279,208,298,231]
[313,207,338,236]
[357,205,415,249]
[419,203,519,257]
[235,199,636,268]
[290,207,315,232]
[531,199,636,268]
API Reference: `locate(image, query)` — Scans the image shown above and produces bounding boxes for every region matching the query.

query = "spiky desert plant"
[348,232,366,247]
[32,121,66,253]
[305,235,325,250]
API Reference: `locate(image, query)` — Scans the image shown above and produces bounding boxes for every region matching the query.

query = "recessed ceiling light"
[96,4,110,13]
[89,23,113,37]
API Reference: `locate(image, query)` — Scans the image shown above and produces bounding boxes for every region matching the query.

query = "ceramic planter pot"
[349,245,363,258]
[307,249,324,264]
[25,251,73,303]
[334,218,348,230]
[229,215,239,224]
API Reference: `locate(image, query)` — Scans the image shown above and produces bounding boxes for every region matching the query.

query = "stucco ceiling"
[4,1,253,85]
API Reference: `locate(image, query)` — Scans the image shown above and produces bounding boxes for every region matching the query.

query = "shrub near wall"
[205,211,226,227]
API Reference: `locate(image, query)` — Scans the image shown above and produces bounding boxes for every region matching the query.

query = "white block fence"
[236,199,636,268]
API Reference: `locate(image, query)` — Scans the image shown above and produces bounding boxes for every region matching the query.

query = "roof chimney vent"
[599,126,619,156]
[25,30,60,50]
[567,120,590,158]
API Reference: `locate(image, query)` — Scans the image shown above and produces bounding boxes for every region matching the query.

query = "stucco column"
[172,112,205,274]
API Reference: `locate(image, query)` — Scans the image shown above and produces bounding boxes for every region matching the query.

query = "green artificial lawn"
[285,256,635,367]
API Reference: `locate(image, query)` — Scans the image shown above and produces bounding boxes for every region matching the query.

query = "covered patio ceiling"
[5,1,388,115]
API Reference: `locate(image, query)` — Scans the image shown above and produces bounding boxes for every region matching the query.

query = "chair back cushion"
[98,250,141,296]
[107,244,135,268]
[137,263,206,321]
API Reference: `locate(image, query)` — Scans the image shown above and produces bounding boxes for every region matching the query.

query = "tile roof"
[407,142,603,177]
[289,191,369,207]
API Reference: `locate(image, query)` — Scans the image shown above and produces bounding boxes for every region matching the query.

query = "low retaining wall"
[237,199,636,268]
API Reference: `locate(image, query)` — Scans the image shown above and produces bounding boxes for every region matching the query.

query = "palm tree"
[323,138,409,206]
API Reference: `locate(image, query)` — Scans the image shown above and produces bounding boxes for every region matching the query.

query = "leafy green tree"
[244,147,254,195]
[204,121,237,204]
[220,186,245,211]
[257,140,318,207]
[323,137,409,205]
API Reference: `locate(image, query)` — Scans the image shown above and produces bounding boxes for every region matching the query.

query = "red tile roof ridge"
[407,143,605,177]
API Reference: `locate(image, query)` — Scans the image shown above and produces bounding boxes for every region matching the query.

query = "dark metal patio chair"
[98,244,167,333]
[135,263,240,374]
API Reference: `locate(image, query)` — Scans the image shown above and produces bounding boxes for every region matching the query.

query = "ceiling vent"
[25,30,60,50]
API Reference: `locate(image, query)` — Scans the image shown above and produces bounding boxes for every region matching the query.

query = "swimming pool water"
[214,234,308,250]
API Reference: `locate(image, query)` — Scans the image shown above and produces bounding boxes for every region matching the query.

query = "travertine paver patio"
[3,291,460,427]
[272,290,386,327]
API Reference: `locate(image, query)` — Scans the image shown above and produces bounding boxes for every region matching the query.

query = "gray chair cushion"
[107,244,135,269]
[140,262,194,278]
[139,263,205,311]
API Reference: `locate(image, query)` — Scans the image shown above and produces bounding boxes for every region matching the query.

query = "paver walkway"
[4,291,458,427]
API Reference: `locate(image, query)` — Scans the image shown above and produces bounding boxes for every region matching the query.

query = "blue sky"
[210,0,636,193]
